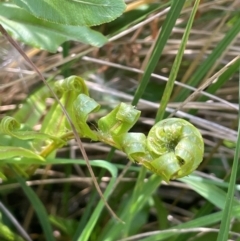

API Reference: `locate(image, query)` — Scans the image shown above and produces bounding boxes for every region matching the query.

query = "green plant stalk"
[153,195,169,230]
[72,177,100,239]
[122,167,147,236]
[131,0,186,106]
[61,41,71,78]
[97,173,162,240]
[216,67,240,241]
[156,0,200,122]
[40,132,74,158]
[62,164,72,217]
[10,166,55,241]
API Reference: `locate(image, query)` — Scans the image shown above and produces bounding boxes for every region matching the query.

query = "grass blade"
[174,16,240,102]
[216,65,240,241]
[11,166,55,241]
[131,0,186,106]
[156,0,200,121]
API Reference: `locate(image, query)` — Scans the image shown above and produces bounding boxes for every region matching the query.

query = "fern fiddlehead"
[146,118,204,182]
[112,118,204,183]
[56,77,204,182]
[0,76,204,182]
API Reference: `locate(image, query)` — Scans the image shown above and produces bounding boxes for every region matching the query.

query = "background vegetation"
[0,0,240,241]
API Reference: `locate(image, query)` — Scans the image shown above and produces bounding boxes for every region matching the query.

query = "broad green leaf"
[12,0,126,26]
[0,3,107,52]
[105,3,169,36]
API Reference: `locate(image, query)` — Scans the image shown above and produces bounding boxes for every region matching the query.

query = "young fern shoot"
[0,76,204,184]
[57,76,204,183]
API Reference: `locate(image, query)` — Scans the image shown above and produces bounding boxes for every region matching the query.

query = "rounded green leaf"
[0,3,107,52]
[12,0,126,26]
